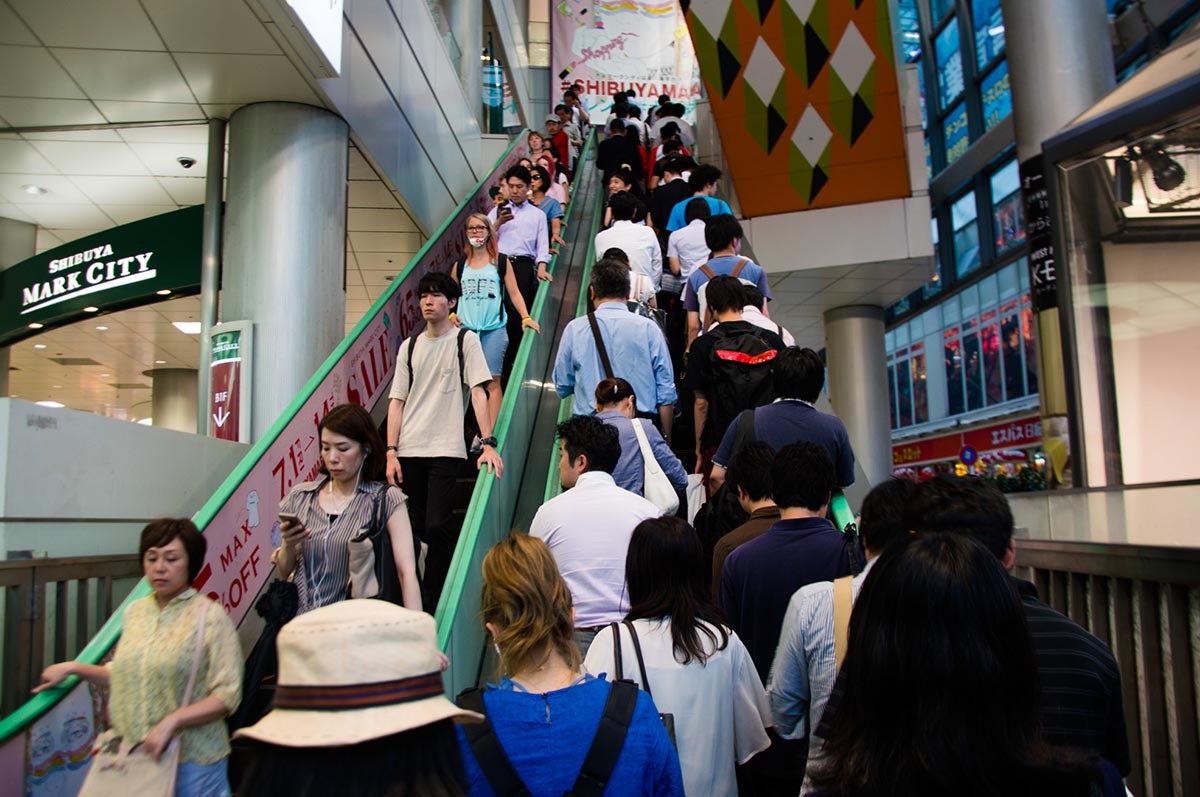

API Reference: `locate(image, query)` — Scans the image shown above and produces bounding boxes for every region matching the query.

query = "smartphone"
[278,512,299,524]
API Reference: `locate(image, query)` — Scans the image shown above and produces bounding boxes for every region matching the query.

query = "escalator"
[0,133,604,790]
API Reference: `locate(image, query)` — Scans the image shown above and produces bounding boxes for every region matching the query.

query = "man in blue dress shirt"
[553,258,677,442]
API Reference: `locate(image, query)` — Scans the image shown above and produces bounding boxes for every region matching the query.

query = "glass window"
[922,306,942,332]
[972,0,1005,67]
[943,293,960,324]
[935,20,965,105]
[952,192,981,278]
[897,358,913,426]
[960,283,979,319]
[990,157,1025,253]
[962,320,984,410]
[898,0,923,63]
[979,273,998,309]
[1018,257,1030,291]
[1021,303,1038,394]
[980,313,1003,405]
[944,329,965,415]
[980,60,1012,131]
[895,323,910,347]
[910,314,924,340]
[885,329,895,351]
[932,0,957,22]
[1001,313,1026,399]
[917,60,929,130]
[888,363,898,429]
[911,351,929,423]
[998,261,1019,300]
[943,102,969,165]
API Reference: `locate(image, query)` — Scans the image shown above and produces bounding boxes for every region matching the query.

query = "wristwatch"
[479,436,498,448]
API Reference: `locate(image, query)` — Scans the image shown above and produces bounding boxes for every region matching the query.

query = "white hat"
[234,600,480,747]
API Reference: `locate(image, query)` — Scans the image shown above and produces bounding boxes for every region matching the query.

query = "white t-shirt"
[595,220,663,290]
[585,618,772,797]
[629,272,656,305]
[667,219,711,282]
[388,327,492,459]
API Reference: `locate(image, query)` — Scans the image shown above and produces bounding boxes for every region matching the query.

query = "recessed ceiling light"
[172,321,201,334]
[36,400,64,408]
[95,325,108,331]
[34,344,46,349]
[28,322,43,329]
[83,306,99,313]
[137,417,153,425]
[154,359,166,364]
[101,373,110,377]
[53,384,61,388]
[156,289,171,295]
[22,184,48,195]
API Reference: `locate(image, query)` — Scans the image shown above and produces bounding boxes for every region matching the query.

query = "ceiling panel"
[68,174,174,205]
[118,126,211,145]
[103,204,178,225]
[20,203,113,229]
[96,100,205,124]
[0,45,85,98]
[0,173,92,204]
[140,0,280,55]
[20,129,123,142]
[0,3,36,46]
[7,0,164,50]
[0,96,105,127]
[155,176,206,205]
[347,207,418,232]
[0,139,57,173]
[174,53,319,105]
[52,49,195,104]
[348,231,420,253]
[126,141,208,176]
[29,140,148,176]
[0,201,33,222]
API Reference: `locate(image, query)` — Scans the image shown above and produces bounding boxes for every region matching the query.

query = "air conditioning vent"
[109,383,151,390]
[50,357,103,366]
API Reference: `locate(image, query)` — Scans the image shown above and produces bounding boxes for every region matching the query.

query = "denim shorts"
[177,758,230,797]
[477,326,509,377]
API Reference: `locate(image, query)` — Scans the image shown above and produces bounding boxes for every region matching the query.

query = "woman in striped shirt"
[276,403,421,613]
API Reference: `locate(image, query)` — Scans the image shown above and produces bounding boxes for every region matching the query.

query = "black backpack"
[704,324,778,439]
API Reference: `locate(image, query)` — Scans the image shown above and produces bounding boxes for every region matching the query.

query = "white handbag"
[630,418,679,516]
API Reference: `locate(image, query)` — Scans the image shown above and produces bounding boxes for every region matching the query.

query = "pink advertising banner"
[18,138,527,797]
[551,0,701,124]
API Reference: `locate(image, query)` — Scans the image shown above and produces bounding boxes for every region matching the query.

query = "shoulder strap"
[405,334,419,392]
[181,599,209,707]
[497,252,508,279]
[833,576,853,671]
[450,259,461,281]
[699,263,716,279]
[610,622,624,681]
[456,688,533,797]
[456,327,467,387]
[571,680,639,797]
[732,408,757,456]
[586,311,615,380]
[731,257,749,278]
[623,620,653,698]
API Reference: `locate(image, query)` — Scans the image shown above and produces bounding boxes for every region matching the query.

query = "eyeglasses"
[466,225,489,232]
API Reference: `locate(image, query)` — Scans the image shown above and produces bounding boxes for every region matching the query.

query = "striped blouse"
[279,478,406,614]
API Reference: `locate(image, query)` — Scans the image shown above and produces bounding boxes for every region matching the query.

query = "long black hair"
[625,516,729,665]
[810,533,1094,797]
[235,720,466,796]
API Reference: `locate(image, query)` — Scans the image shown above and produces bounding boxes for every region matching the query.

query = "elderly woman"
[36,518,243,797]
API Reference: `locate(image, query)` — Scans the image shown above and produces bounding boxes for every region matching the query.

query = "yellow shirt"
[108,589,242,764]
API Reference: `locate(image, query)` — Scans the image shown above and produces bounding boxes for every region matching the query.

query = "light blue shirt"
[553,301,677,416]
[597,409,688,495]
[665,195,733,231]
[488,199,550,265]
[456,261,506,331]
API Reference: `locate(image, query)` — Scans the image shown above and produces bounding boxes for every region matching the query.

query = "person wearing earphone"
[276,403,422,614]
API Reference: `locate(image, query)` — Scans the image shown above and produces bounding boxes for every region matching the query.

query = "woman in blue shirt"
[452,213,540,422]
[594,377,686,497]
[456,534,684,797]
[528,166,565,254]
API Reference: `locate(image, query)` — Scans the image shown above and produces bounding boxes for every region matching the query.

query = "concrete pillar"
[446,0,482,124]
[221,102,348,440]
[0,218,38,397]
[144,368,198,432]
[1001,0,1115,486]
[824,305,892,488]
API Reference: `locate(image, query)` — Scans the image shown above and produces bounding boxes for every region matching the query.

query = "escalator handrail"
[0,133,529,742]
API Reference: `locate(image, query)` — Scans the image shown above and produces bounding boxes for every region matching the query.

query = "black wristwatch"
[479,436,498,448]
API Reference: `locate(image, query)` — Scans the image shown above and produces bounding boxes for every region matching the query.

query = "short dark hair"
[658,93,671,105]
[504,164,531,184]
[530,164,553,189]
[564,89,578,100]
[623,124,639,138]
[771,441,836,511]
[609,168,636,189]
[671,103,686,117]
[774,347,824,401]
[684,197,712,224]
[704,275,746,314]
[858,478,917,555]
[612,102,629,118]
[726,440,775,503]
[628,105,642,119]
[557,415,621,474]
[743,285,765,310]
[418,271,461,303]
[661,156,687,177]
[704,213,743,251]
[662,139,682,155]
[609,191,638,221]
[660,121,680,139]
[595,376,636,408]
[689,164,722,193]
[554,103,568,113]
[140,518,206,583]
[317,403,387,482]
[590,257,631,301]
[602,247,629,265]
[608,117,626,134]
[904,475,1014,560]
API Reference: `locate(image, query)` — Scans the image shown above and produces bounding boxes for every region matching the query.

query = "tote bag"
[630,418,679,515]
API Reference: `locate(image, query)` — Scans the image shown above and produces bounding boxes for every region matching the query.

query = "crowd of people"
[32,85,1133,797]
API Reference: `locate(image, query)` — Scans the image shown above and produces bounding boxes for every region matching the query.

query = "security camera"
[177,156,197,169]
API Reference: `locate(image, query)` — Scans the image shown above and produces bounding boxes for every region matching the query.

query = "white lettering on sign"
[214,391,229,403]
[990,420,1042,446]
[21,251,155,315]
[47,244,114,274]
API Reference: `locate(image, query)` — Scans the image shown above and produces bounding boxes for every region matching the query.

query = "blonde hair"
[480,534,582,677]
[462,213,498,264]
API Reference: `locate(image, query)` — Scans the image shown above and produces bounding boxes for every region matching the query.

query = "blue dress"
[456,675,684,797]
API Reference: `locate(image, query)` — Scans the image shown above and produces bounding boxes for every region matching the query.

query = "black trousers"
[500,255,539,388]
[401,455,463,610]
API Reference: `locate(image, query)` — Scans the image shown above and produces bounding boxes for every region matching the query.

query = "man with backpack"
[386,272,504,608]
[682,276,785,482]
[682,214,773,350]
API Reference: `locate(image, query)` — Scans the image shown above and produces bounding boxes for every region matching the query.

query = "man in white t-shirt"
[667,197,712,285]
[386,271,503,608]
[594,192,663,290]
[530,415,661,654]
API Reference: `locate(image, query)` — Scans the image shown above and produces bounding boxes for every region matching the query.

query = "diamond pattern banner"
[681,0,910,216]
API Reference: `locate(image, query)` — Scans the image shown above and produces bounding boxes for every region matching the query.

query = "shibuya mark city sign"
[0,205,203,346]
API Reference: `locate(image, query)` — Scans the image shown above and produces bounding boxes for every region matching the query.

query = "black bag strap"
[457,327,467,387]
[571,680,639,797]
[497,252,508,279]
[456,688,533,797]
[730,409,757,461]
[609,622,624,680]
[586,311,615,380]
[622,621,653,699]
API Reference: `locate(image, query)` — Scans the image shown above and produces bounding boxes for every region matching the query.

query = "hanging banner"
[208,322,252,442]
[551,0,702,125]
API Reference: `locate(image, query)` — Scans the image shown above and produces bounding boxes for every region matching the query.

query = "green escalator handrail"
[435,132,599,654]
[0,133,531,744]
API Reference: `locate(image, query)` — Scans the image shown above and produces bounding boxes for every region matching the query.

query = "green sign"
[0,205,204,346]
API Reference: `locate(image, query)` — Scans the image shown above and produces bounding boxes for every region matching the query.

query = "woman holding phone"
[275,403,422,614]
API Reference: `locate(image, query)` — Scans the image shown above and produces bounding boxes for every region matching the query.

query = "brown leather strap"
[731,257,748,278]
[699,263,716,279]
[833,575,853,670]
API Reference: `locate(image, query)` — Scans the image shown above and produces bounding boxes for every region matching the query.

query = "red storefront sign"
[892,414,1043,468]
[208,322,250,441]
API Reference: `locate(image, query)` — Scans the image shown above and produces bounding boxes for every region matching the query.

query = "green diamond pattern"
[789,104,833,203]
[688,0,741,99]
[742,37,789,153]
[828,21,876,145]
[780,0,830,88]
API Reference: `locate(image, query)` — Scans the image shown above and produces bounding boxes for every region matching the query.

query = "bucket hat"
[234,600,480,747]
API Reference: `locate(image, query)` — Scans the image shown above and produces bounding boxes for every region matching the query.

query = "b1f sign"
[209,321,252,442]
